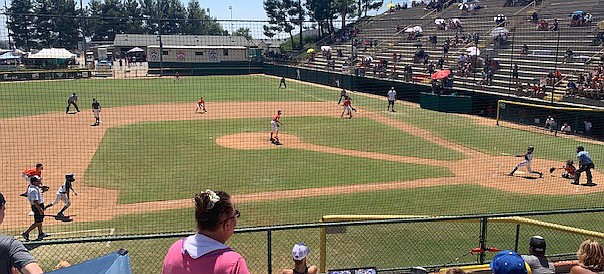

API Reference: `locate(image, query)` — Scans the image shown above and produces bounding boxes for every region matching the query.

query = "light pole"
[207,8,211,17]
[229,6,233,35]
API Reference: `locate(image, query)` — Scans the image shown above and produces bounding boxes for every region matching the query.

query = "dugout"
[419,92,473,114]
[496,100,604,138]
[147,45,262,75]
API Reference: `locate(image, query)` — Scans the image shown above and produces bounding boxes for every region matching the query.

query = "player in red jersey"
[270,110,282,144]
[195,97,207,113]
[341,96,353,119]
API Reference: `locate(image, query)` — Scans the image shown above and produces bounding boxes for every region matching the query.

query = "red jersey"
[198,99,204,105]
[272,115,281,123]
[343,99,351,107]
[22,168,41,177]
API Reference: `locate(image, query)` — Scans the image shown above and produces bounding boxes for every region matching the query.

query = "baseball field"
[1,74,604,272]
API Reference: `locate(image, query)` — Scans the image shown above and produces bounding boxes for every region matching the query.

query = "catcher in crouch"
[509,146,544,178]
[45,173,77,217]
[549,160,577,179]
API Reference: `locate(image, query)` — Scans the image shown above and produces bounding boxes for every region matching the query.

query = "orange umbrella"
[431,69,451,80]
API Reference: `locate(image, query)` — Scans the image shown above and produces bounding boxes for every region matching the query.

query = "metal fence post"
[514,224,521,252]
[479,217,488,264]
[268,230,272,274]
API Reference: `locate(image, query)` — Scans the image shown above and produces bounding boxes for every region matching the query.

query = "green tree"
[332,0,357,29]
[305,0,336,34]
[233,27,252,39]
[264,0,294,47]
[184,0,225,35]
[124,0,144,34]
[7,0,35,50]
[139,0,158,34]
[87,0,127,41]
[52,0,80,49]
[358,0,383,17]
[33,0,52,48]
[158,0,186,34]
[284,0,306,49]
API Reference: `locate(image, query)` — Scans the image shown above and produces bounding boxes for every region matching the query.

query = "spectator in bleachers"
[522,44,529,55]
[473,33,480,46]
[438,57,445,69]
[512,64,519,84]
[570,240,604,274]
[521,236,555,274]
[551,19,559,31]
[443,42,450,60]
[427,62,435,74]
[430,35,438,48]
[537,20,549,31]
[530,11,539,23]
[162,190,249,274]
[490,251,528,274]
[564,48,574,63]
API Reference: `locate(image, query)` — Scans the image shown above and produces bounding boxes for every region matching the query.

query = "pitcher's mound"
[216,133,301,150]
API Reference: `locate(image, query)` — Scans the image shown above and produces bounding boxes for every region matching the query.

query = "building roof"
[251,39,288,48]
[147,45,248,50]
[114,34,250,47]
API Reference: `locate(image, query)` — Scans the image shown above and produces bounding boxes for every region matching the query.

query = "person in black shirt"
[91,98,101,126]
[66,92,80,114]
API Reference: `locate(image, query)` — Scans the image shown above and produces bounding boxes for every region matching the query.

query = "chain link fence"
[24,209,604,273]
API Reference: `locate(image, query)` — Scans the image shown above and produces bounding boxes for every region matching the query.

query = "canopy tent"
[387,3,395,9]
[126,47,145,54]
[27,48,76,59]
[490,27,509,37]
[320,45,331,52]
[46,249,132,274]
[0,52,22,60]
[494,14,507,22]
[413,26,423,33]
[306,48,315,53]
[435,18,445,25]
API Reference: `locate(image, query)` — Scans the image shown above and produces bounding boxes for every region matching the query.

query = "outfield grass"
[85,117,455,203]
[0,75,325,118]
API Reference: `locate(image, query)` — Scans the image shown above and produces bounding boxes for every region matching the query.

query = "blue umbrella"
[46,249,132,274]
[570,10,585,17]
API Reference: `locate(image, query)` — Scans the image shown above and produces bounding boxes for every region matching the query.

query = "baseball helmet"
[566,160,574,165]
[577,146,585,152]
[527,146,534,151]
[65,173,75,182]
[30,175,41,183]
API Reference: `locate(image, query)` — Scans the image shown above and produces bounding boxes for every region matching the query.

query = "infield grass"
[85,117,455,203]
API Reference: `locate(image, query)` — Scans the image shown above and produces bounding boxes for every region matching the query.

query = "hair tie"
[204,189,220,210]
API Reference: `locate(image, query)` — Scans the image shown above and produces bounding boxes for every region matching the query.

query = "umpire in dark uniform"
[66,93,80,113]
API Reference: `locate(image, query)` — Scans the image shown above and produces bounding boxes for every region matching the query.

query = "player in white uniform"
[509,146,544,177]
[45,173,77,217]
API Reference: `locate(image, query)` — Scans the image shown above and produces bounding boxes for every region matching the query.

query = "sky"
[0,0,399,40]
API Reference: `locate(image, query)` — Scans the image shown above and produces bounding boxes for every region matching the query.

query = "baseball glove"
[40,186,50,192]
[549,167,556,173]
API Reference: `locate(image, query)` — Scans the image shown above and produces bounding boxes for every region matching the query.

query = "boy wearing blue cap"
[491,250,528,274]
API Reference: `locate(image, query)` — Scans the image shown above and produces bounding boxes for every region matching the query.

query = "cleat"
[37,233,50,240]
[19,193,27,197]
[571,182,579,185]
[21,232,30,242]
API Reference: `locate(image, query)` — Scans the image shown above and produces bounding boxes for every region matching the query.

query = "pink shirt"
[162,237,250,274]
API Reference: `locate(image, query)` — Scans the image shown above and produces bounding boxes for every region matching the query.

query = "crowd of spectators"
[566,65,604,99]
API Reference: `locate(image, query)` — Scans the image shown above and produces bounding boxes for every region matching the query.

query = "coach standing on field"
[573,146,595,186]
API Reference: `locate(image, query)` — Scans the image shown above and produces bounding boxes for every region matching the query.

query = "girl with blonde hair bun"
[570,240,604,274]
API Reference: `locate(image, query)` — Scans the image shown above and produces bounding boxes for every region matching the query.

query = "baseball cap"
[30,175,41,183]
[529,236,546,253]
[292,243,310,261]
[490,250,527,274]
[0,192,5,207]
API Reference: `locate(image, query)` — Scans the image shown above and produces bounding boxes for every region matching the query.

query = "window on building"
[223,49,229,56]
[195,52,204,56]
